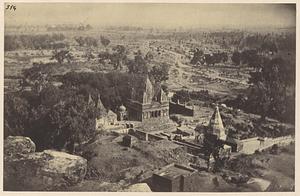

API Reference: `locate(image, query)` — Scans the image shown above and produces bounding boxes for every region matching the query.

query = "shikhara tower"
[127,75,169,122]
[207,105,226,140]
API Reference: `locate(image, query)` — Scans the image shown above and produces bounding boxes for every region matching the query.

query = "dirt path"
[165,49,249,96]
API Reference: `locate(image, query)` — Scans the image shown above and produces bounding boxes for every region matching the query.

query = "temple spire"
[208,105,226,140]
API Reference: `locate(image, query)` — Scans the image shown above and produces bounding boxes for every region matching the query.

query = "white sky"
[4,3,296,29]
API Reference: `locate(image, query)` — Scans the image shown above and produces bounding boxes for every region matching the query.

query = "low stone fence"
[148,134,165,142]
[239,135,294,154]
[128,129,165,142]
[260,135,294,150]
[112,128,129,134]
[128,129,148,141]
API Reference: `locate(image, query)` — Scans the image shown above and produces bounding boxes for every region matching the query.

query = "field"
[4,28,251,100]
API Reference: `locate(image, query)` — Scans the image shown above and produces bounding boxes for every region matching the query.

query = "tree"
[227,126,238,138]
[4,93,30,138]
[43,94,98,153]
[84,49,95,61]
[21,63,52,94]
[171,90,190,103]
[5,83,100,153]
[50,50,74,64]
[110,45,128,70]
[145,51,154,61]
[98,51,111,64]
[240,49,259,66]
[204,54,215,66]
[6,71,143,153]
[261,40,278,53]
[247,57,294,122]
[191,48,204,65]
[86,24,93,30]
[75,36,98,47]
[127,50,148,74]
[74,36,85,47]
[40,84,62,107]
[220,52,228,63]
[84,37,98,47]
[231,51,241,66]
[100,36,110,47]
[203,135,225,172]
[149,63,170,83]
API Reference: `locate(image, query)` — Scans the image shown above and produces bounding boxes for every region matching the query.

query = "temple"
[207,105,227,140]
[195,105,227,143]
[126,75,169,122]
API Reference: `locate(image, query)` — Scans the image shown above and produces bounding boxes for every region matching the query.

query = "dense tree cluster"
[171,89,217,103]
[47,24,92,31]
[4,68,140,152]
[231,49,261,67]
[4,88,98,153]
[98,45,128,70]
[149,63,170,84]
[61,71,132,110]
[190,49,228,66]
[238,34,279,53]
[98,47,170,83]
[74,36,98,47]
[231,51,241,66]
[50,50,74,64]
[100,36,110,47]
[4,54,172,151]
[127,50,150,74]
[226,52,295,123]
[4,34,66,51]
[247,56,295,122]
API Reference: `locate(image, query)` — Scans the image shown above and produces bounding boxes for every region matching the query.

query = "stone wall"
[259,135,294,150]
[170,101,194,116]
[128,129,165,142]
[148,134,165,142]
[128,129,148,141]
[239,135,294,154]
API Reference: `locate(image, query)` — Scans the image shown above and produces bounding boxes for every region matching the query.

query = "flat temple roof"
[155,164,196,179]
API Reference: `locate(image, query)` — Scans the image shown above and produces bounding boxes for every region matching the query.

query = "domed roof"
[119,104,126,112]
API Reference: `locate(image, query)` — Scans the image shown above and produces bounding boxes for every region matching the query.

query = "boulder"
[123,183,152,192]
[4,136,36,155]
[4,136,87,191]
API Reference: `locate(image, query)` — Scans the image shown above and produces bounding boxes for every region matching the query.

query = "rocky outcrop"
[4,136,87,191]
[122,183,152,192]
[4,136,36,155]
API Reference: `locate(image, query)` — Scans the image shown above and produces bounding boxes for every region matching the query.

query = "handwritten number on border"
[6,4,16,11]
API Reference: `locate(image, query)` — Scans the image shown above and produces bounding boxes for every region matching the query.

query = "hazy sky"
[5,3,296,29]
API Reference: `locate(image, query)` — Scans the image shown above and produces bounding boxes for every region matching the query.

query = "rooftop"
[154,163,196,179]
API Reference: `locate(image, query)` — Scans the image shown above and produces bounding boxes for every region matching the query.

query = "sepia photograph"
[3,2,296,192]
